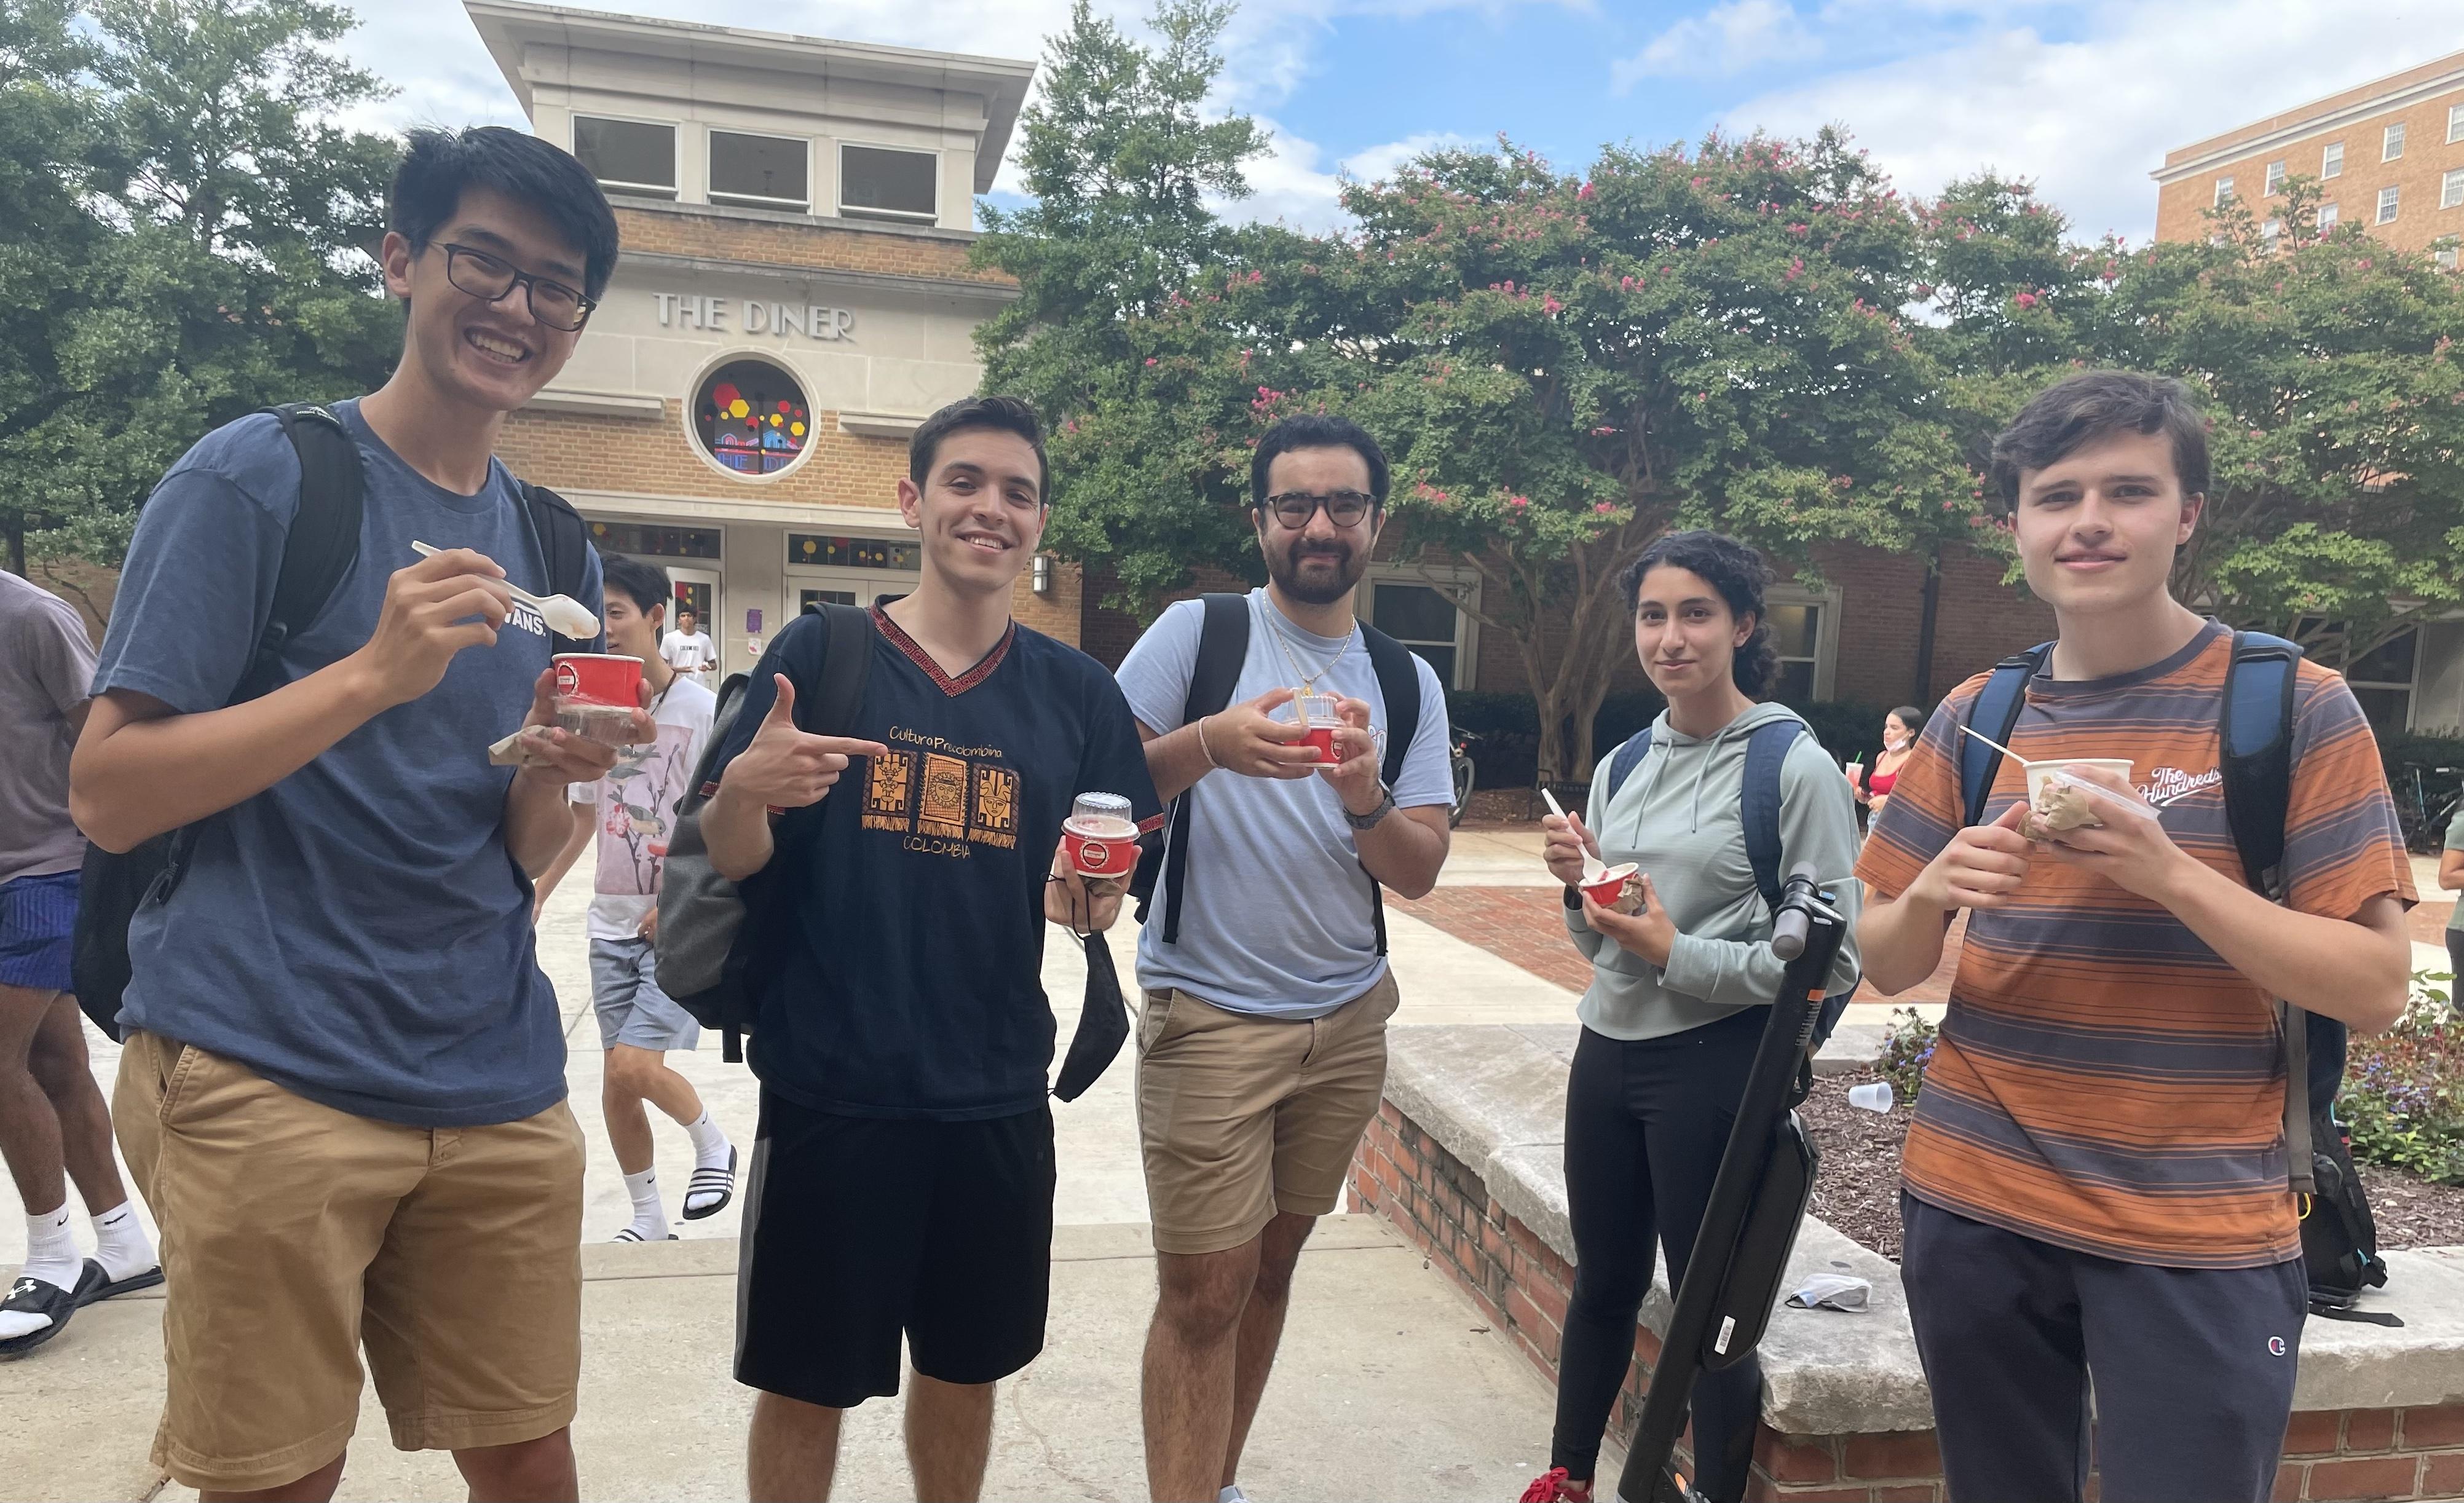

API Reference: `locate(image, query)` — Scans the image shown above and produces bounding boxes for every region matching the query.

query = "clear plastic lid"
[1069,792,1134,832]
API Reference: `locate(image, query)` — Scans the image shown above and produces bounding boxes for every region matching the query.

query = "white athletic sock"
[687,1108,729,1164]
[620,1167,667,1241]
[91,1202,156,1283]
[1,1205,79,1341]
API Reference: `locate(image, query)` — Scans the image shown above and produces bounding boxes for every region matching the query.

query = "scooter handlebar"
[1769,863,1825,961]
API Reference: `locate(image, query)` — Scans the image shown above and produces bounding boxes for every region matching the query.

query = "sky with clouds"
[346,0,2455,244]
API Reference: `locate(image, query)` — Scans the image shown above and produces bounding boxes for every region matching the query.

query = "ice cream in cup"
[1062,792,1140,883]
[552,652,648,745]
[2023,759,2134,808]
[1277,692,1345,762]
[1580,862,1643,915]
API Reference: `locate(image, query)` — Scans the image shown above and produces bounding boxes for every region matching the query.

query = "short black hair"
[389,126,621,301]
[1250,414,1389,511]
[1618,529,1779,698]
[1988,371,2210,514]
[599,553,670,618]
[910,395,1050,504]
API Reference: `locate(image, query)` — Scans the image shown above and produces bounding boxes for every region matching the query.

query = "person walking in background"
[532,553,735,1241]
[69,126,634,1499]
[1114,414,1455,1503]
[1855,372,2415,1502]
[2443,804,2463,990]
[661,606,717,684]
[1847,704,1923,829]
[1524,531,1863,1503]
[0,570,160,1359]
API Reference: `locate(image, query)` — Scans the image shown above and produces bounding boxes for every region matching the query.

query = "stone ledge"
[1380,1024,2462,1434]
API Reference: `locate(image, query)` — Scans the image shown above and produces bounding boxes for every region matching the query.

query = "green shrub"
[2338,971,2464,1185]
[1879,1006,1938,1103]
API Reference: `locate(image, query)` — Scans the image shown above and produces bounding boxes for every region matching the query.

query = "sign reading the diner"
[653,293,855,342]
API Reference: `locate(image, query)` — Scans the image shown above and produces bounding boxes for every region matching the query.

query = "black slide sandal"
[0,1264,101,1359]
[682,1145,738,1220]
[78,1258,165,1305]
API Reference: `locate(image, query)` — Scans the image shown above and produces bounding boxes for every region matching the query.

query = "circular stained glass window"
[693,358,810,477]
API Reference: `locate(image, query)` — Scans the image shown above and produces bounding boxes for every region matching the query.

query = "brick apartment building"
[2149,49,2464,736]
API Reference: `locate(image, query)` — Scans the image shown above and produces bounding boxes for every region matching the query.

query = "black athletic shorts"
[734,1089,1056,1410]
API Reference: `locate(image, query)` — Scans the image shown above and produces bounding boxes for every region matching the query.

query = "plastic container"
[1062,792,1139,880]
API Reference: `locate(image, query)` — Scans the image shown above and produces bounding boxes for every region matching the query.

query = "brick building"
[2150,50,2464,736]
[467,0,2063,744]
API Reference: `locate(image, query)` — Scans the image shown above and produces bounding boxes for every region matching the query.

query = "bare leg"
[603,1045,706,1177]
[599,1067,655,1175]
[197,1451,347,1503]
[452,1429,577,1503]
[906,1370,997,1503]
[27,995,128,1213]
[0,983,66,1216]
[1222,1212,1316,1491]
[1142,1236,1263,1502]
[749,1391,842,1503]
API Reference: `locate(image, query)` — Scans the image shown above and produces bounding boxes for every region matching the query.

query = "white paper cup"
[2024,759,2134,805]
[1847,1081,1894,1113]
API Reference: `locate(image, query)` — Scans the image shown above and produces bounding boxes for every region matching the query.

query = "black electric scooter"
[1615,865,1847,1503]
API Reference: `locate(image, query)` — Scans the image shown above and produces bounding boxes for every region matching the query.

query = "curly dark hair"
[1617,530,1778,698]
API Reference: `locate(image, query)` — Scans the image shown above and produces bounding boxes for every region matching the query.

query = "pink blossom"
[1542,294,1564,315]
[1577,181,1595,200]
[2015,291,2039,309]
[1145,357,1157,366]
[1593,502,1615,515]
[1507,495,1531,510]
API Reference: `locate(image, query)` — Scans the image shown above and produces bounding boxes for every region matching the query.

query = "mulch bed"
[1799,1066,2464,1262]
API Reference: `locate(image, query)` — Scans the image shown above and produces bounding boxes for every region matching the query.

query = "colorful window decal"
[585,521,722,559]
[788,534,918,570]
[693,358,810,476]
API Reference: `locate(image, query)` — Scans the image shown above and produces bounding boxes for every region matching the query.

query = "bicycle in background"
[2395,762,2462,854]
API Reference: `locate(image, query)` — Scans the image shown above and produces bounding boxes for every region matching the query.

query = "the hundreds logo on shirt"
[2142,767,2222,808]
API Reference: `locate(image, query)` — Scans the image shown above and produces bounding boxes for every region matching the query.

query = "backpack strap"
[519,481,596,656]
[2220,630,2312,1194]
[251,404,365,700]
[1354,625,1425,958]
[1961,643,2052,827]
[1149,594,1254,944]
[1740,720,1805,912]
[1605,729,1656,805]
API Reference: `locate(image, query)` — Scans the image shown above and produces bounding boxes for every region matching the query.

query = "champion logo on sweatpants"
[2269,1336,2288,1357]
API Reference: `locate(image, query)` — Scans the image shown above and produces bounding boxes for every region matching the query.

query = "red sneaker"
[1518,1467,1593,1502]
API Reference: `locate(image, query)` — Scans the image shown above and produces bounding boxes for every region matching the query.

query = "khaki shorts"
[114,1030,585,1492]
[1135,972,1400,1256]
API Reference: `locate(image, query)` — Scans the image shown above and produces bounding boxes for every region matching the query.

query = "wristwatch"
[1342,786,1397,831]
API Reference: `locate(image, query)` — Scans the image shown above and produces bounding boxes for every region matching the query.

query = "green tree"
[972,0,1274,603]
[0,0,399,607]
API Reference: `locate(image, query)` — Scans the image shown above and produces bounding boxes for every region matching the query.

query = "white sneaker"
[1219,1488,1250,1503]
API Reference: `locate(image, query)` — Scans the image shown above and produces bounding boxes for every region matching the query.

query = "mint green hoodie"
[1566,700,1865,1041]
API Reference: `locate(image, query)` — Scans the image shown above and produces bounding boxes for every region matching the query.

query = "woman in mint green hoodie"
[1520,531,1863,1503]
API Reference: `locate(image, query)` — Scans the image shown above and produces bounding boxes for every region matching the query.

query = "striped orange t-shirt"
[1857,621,2417,1268]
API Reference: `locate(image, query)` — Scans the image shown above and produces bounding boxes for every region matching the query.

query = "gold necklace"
[1266,609,1356,696]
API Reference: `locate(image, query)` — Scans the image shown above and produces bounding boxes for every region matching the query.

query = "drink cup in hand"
[553,653,649,745]
[1062,792,1139,888]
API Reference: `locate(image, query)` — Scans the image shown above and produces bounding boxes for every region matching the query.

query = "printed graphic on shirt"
[594,725,695,896]
[860,729,1023,855]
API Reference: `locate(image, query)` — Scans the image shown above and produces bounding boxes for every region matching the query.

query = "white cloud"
[1614,0,1819,89]
[1715,0,2438,242]
[1226,125,1479,231]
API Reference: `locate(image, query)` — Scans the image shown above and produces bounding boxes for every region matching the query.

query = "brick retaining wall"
[1349,1101,2464,1503]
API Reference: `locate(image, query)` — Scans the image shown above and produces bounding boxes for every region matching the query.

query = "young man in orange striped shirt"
[1857,372,2417,1502]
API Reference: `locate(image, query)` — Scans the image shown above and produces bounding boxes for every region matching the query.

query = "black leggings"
[1550,1009,1766,1500]
[2449,931,2463,998]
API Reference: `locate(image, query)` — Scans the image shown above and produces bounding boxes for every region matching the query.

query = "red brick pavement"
[1389,885,1963,1005]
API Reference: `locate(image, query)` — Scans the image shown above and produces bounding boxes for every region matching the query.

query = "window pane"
[584,521,721,559]
[2379,186,2401,224]
[2452,103,2464,144]
[2214,176,2233,206]
[2318,202,2339,230]
[840,145,936,217]
[695,360,810,476]
[789,534,919,570]
[2262,219,2281,252]
[573,117,674,193]
[2385,122,2406,160]
[2351,629,2418,685]
[2265,160,2286,194]
[710,130,807,207]
[2323,141,2344,178]
[1772,659,1816,703]
[1413,645,1457,687]
[1766,602,1818,660]
[1373,583,1458,644]
[2445,169,2464,211]
[800,588,858,610]
[2354,687,2409,736]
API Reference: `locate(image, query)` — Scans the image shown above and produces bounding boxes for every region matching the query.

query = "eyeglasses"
[440,243,597,332]
[1260,489,1376,529]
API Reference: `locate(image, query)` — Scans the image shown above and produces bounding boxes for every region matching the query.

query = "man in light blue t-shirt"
[1115,414,1455,1503]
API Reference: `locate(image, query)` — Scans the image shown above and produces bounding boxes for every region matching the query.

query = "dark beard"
[1266,540,1362,606]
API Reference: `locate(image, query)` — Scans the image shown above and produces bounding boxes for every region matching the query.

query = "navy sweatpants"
[1900,1192,2307,1503]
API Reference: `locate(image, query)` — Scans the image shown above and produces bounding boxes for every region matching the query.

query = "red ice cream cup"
[1281,693,1345,763]
[553,652,642,708]
[1579,862,1640,912]
[1064,793,1139,879]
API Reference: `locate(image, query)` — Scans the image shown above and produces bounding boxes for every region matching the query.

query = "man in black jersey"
[702,396,1161,1503]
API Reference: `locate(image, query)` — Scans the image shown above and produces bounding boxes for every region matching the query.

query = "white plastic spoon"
[411,540,600,639]
[1540,788,1605,881]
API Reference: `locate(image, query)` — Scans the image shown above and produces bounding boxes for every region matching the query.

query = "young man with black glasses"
[1113,414,1456,1502]
[72,126,635,1502]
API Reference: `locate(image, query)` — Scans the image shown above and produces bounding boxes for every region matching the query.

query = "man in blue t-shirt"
[1113,414,1456,1503]
[700,396,1160,1503]
[72,128,637,1501]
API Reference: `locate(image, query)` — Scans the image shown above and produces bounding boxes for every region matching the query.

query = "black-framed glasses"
[440,243,597,332]
[1260,489,1376,529]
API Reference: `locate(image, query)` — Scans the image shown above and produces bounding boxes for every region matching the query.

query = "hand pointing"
[718,673,890,810]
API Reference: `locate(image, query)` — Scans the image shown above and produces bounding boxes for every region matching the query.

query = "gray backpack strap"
[2284,1000,2315,1197]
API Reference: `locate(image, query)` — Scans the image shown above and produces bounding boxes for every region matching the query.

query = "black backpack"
[69,402,595,1042]
[1960,632,2395,1322]
[1597,716,1860,1047]
[1129,593,1423,951]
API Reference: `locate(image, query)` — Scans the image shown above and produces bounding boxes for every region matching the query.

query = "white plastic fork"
[411,540,600,639]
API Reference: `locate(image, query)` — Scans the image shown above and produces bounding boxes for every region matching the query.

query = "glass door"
[789,565,917,613]
[665,564,721,676]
